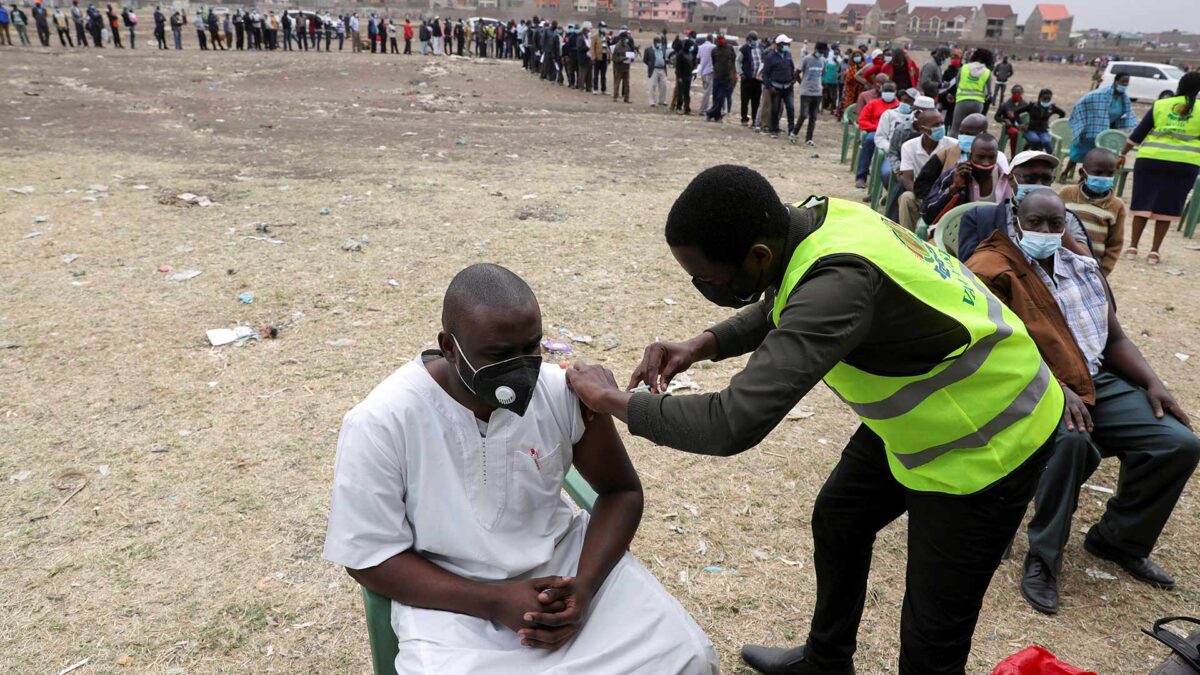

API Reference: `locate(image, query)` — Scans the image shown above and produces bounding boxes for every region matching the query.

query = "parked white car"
[1100,61,1185,102]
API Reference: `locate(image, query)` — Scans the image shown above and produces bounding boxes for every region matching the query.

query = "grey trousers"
[1027,371,1200,574]
[949,100,984,137]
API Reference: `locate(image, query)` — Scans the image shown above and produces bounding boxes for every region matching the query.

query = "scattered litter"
[1175,353,1191,362]
[598,333,621,351]
[786,405,815,420]
[87,184,108,193]
[697,539,707,555]
[517,210,529,221]
[573,185,585,193]
[361,233,370,244]
[558,327,593,344]
[237,292,254,304]
[133,185,149,191]
[62,254,79,264]
[242,236,284,245]
[1186,244,1200,251]
[341,239,363,252]
[207,381,219,388]
[116,655,133,666]
[206,326,259,347]
[666,372,700,394]
[31,470,88,522]
[327,338,356,348]
[57,657,91,675]
[663,298,678,306]
[158,265,171,273]
[678,570,688,583]
[97,465,110,477]
[779,557,802,567]
[752,550,770,561]
[22,231,43,240]
[32,215,47,223]
[320,207,331,216]
[7,186,35,195]
[0,341,20,349]
[149,446,169,453]
[9,470,32,482]
[541,339,573,354]
[1165,269,1185,276]
[455,138,467,145]
[683,504,699,517]
[167,270,201,283]
[1085,568,1117,581]
[387,279,400,288]
[521,194,538,200]
[703,565,725,573]
[176,192,213,207]
[1082,483,1114,495]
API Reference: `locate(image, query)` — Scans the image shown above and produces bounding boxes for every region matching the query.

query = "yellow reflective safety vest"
[956,64,990,104]
[771,198,1063,495]
[1138,95,1200,167]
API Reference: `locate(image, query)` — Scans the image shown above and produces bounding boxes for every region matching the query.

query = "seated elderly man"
[957,150,1092,262]
[323,263,718,674]
[921,132,1012,225]
[965,190,1199,615]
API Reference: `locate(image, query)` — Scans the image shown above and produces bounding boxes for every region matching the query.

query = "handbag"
[1144,616,1200,674]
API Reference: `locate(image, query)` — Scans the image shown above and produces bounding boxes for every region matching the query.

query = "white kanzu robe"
[324,353,719,674]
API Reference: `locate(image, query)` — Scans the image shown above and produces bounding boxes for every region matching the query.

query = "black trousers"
[404,37,411,54]
[593,59,608,92]
[797,94,822,142]
[235,26,244,49]
[74,21,87,46]
[804,424,1051,674]
[740,77,761,124]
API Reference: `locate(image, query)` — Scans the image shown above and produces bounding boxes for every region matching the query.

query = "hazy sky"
[818,0,1200,34]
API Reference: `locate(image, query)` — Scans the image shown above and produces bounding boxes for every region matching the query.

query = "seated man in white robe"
[323,263,719,675]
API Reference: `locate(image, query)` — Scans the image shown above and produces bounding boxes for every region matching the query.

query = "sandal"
[1147,251,1161,265]
[1124,248,1138,260]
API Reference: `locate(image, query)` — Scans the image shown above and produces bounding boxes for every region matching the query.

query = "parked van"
[1100,61,1185,102]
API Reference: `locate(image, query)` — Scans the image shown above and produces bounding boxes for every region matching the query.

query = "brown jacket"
[965,230,1098,404]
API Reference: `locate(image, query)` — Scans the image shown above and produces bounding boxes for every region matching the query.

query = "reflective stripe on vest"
[1139,96,1200,167]
[956,64,990,103]
[771,198,1062,495]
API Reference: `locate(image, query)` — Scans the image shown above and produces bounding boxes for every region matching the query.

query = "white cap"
[913,96,936,110]
[872,48,883,58]
[775,34,792,44]
[1011,150,1061,169]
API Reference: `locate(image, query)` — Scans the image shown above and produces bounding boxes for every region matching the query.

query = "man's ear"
[437,331,456,363]
[749,242,774,271]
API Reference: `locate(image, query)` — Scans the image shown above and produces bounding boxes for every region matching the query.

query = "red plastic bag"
[990,646,1097,675]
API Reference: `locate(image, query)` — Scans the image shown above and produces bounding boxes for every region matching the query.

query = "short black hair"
[665,166,789,266]
[815,41,828,52]
[441,263,537,333]
[971,48,994,68]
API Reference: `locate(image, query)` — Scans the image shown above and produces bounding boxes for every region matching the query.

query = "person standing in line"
[429,14,441,55]
[223,10,232,49]
[763,35,796,139]
[738,31,763,128]
[0,2,11,46]
[403,17,412,54]
[207,8,223,50]
[592,22,608,94]
[443,17,451,55]
[645,35,669,108]
[193,9,205,49]
[949,48,993,136]
[705,33,736,122]
[336,14,345,51]
[611,27,633,104]
[121,6,135,49]
[673,33,695,115]
[32,0,49,46]
[349,12,359,53]
[696,34,716,114]
[388,18,397,54]
[71,0,86,46]
[280,10,291,51]
[9,3,28,45]
[840,48,866,117]
[418,19,430,56]
[104,3,119,46]
[821,49,840,112]
[1120,72,1200,265]
[795,42,828,146]
[88,3,103,47]
[53,7,73,46]
[152,4,165,49]
[168,8,180,48]
[578,22,593,93]
[453,19,463,56]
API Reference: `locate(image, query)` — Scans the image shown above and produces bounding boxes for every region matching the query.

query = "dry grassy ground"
[2,42,1198,674]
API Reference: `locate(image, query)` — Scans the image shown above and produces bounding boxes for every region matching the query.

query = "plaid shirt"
[1068,86,1136,141]
[1025,246,1109,376]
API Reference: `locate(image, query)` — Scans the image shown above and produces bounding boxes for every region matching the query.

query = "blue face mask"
[958,134,975,154]
[1017,226,1062,260]
[1015,183,1043,201]
[897,102,912,115]
[781,45,789,53]
[1084,174,1115,194]
[928,125,946,142]
[1115,84,1127,94]
[1040,101,1052,108]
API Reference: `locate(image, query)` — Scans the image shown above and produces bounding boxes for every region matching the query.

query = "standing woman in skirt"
[1120,71,1200,264]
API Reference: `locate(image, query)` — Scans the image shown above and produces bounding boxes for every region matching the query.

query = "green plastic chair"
[866,147,887,212]
[1178,175,1200,239]
[1014,112,1031,154]
[1095,129,1127,153]
[932,202,981,259]
[1049,118,1073,179]
[1116,150,1137,197]
[360,467,598,675]
[840,104,860,164]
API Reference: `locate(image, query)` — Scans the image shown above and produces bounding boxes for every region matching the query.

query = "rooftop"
[1035,3,1071,21]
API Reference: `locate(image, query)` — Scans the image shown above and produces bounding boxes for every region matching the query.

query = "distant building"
[1024,3,1072,46]
[715,0,748,26]
[840,2,871,32]
[774,2,802,27]
[626,0,686,21]
[800,0,827,28]
[865,0,907,36]
[974,3,1016,41]
[747,0,773,25]
[906,6,974,39]
[698,0,720,23]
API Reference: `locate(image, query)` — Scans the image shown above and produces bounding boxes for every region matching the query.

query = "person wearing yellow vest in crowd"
[565,165,1063,675]
[949,48,993,137]
[1119,71,1200,265]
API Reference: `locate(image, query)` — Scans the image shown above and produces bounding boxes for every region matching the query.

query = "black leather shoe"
[1083,529,1176,589]
[740,644,855,675]
[1020,555,1059,614]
